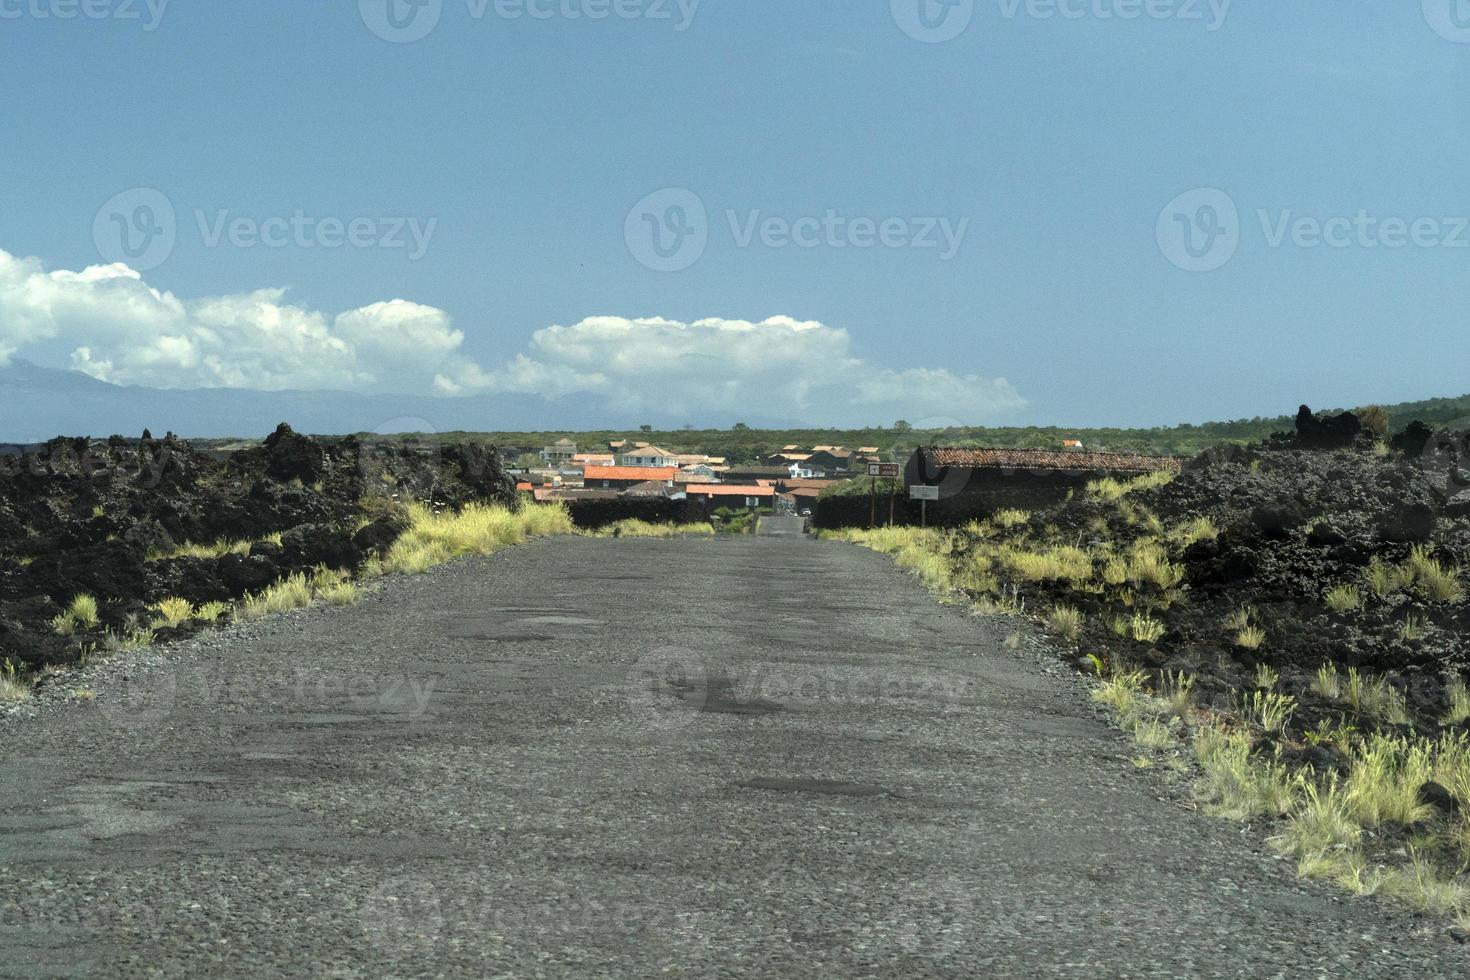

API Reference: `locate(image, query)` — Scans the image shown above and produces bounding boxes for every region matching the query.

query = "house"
[540,438,578,465]
[1063,439,1085,451]
[806,448,857,473]
[574,453,616,468]
[686,484,777,511]
[619,444,678,468]
[581,465,678,491]
[899,446,1182,521]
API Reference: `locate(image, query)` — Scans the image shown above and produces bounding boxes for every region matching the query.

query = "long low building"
[685,484,776,511]
[896,446,1181,521]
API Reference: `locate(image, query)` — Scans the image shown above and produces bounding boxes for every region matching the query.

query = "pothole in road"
[737,778,891,797]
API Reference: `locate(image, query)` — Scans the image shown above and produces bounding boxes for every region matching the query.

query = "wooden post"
[869,476,876,530]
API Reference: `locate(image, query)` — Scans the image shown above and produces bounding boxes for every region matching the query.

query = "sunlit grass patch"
[1325,584,1364,613]
[1194,724,1299,820]
[150,597,195,628]
[1087,470,1175,501]
[382,502,574,576]
[1046,604,1083,641]
[597,520,714,538]
[1443,678,1470,728]
[0,662,32,703]
[1235,626,1266,651]
[237,573,314,622]
[1344,668,1410,726]
[317,581,362,606]
[1159,670,1195,719]
[51,594,101,635]
[1239,690,1296,733]
[1170,516,1219,548]
[1130,613,1165,644]
[990,508,1030,529]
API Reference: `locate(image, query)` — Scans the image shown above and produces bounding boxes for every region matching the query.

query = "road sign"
[909,485,940,501]
[869,463,900,478]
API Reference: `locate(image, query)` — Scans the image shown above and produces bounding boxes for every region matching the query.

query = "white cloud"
[474,315,1026,425]
[0,249,1025,424]
[0,248,485,395]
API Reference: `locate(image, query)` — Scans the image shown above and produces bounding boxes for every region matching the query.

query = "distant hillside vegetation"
[339,393,1470,463]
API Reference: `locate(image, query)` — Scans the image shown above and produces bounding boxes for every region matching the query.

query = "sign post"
[869,462,900,528]
[909,484,939,528]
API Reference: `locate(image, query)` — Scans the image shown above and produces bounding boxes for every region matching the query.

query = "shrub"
[1443,678,1470,727]
[1325,585,1363,613]
[1342,735,1432,827]
[51,594,101,635]
[1240,690,1296,733]
[991,508,1030,529]
[0,662,31,703]
[1170,517,1219,548]
[1313,663,1342,701]
[237,574,314,622]
[1194,725,1299,820]
[318,581,361,607]
[383,502,574,575]
[1130,613,1165,644]
[150,598,196,628]
[598,520,714,538]
[1364,558,1407,598]
[1159,671,1195,718]
[1344,668,1410,725]
[1047,605,1083,641]
[196,601,231,622]
[1236,626,1266,650]
[1252,663,1279,690]
[1224,605,1255,632]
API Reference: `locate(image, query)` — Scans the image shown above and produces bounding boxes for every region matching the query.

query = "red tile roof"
[922,447,1181,474]
[686,484,777,498]
[582,466,677,482]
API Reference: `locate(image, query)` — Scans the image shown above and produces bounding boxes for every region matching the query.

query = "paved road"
[1,535,1464,977]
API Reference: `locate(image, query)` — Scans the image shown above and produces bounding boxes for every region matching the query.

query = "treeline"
[334,394,1470,462]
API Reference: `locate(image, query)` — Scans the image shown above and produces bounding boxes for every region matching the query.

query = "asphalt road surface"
[2,535,1466,978]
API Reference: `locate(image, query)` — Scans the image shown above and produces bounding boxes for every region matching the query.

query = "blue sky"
[2,1,1469,427]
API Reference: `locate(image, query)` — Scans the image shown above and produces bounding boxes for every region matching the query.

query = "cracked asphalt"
[1,534,1466,977]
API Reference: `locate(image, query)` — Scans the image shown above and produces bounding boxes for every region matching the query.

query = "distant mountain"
[0,360,804,442]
